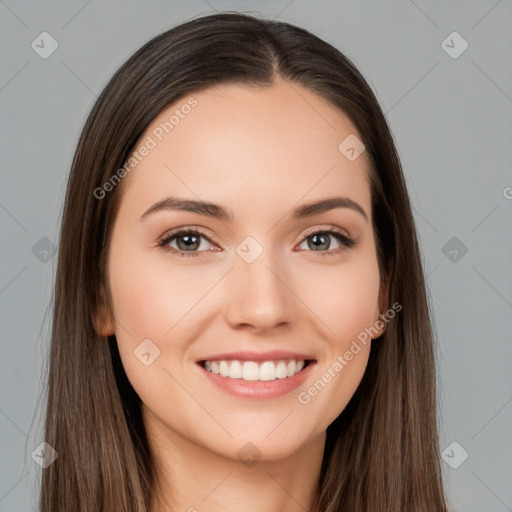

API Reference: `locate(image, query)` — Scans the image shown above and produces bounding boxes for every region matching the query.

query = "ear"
[93,282,115,337]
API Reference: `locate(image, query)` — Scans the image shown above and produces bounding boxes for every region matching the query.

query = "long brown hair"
[37,11,449,511]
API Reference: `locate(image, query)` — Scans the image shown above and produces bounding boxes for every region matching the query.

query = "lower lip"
[197,361,316,399]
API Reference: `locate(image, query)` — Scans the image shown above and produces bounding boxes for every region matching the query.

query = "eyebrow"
[140,195,368,222]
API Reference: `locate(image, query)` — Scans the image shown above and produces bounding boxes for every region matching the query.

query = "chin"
[211,430,314,465]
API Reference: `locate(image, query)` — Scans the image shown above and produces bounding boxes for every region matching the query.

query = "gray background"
[1,1,511,511]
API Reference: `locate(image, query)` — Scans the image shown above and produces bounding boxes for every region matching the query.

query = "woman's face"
[98,80,386,461]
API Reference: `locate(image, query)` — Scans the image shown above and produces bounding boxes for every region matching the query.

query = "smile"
[197,358,316,399]
[200,358,312,381]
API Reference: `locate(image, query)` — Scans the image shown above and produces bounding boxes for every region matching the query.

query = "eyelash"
[156,226,356,258]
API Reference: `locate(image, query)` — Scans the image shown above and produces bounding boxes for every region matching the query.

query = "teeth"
[242,361,259,381]
[219,360,229,377]
[229,360,243,379]
[260,361,276,381]
[276,361,288,378]
[202,359,308,381]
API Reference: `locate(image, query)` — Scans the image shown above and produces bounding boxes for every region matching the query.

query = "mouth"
[195,349,318,399]
[197,356,317,399]
[197,358,315,382]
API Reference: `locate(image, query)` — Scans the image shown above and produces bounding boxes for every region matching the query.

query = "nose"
[224,249,297,333]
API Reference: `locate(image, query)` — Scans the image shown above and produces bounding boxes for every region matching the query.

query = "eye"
[156,225,356,258]
[296,226,356,256]
[157,227,217,257]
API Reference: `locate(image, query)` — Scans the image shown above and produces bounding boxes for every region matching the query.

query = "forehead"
[118,80,372,221]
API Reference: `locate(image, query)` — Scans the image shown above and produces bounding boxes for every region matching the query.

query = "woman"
[40,11,449,512]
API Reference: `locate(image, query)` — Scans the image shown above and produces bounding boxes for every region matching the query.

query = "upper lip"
[197,350,316,363]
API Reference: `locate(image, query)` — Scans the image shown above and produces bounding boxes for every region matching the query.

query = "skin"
[95,79,389,512]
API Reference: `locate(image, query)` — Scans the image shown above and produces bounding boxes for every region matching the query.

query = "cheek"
[301,258,380,428]
[297,265,378,432]
[108,243,205,342]
[107,244,220,396]
[106,249,204,407]
[301,256,381,347]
